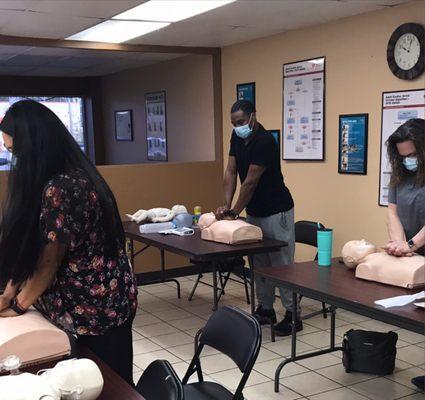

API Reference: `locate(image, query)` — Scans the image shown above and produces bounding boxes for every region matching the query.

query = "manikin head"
[342,239,378,269]
[198,213,217,229]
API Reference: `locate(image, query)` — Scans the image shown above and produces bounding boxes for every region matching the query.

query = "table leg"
[274,294,343,393]
[212,261,218,311]
[159,249,181,299]
[248,255,256,315]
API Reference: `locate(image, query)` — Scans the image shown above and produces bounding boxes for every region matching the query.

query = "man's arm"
[224,156,237,209]
[0,242,66,317]
[232,164,266,215]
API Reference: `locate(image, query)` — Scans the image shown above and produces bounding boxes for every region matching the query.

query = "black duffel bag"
[342,329,398,375]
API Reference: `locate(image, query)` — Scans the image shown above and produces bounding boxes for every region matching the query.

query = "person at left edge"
[216,100,300,336]
[0,100,138,386]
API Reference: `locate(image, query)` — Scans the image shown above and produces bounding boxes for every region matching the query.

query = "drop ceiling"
[0,0,410,77]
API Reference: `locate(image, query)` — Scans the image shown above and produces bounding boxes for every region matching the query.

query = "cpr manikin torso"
[342,240,425,289]
[198,213,263,244]
[0,309,70,366]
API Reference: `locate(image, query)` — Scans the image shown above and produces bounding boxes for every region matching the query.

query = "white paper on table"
[374,290,425,308]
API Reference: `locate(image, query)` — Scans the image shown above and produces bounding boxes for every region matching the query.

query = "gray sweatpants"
[247,208,298,313]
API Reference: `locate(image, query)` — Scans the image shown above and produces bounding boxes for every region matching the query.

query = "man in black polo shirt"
[216,100,301,336]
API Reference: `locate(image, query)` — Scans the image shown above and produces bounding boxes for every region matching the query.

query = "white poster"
[283,57,325,160]
[379,89,425,206]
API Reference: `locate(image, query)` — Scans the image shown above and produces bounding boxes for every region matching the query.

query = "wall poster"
[283,57,325,160]
[338,114,368,175]
[379,89,424,206]
[146,91,167,161]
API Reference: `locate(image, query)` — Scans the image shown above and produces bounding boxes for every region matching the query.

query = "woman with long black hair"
[0,100,138,385]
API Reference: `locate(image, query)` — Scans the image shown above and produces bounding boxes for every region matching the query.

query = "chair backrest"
[136,359,184,400]
[199,306,261,373]
[295,220,325,248]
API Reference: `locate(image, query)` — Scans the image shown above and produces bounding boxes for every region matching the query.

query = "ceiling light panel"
[66,20,169,43]
[113,0,236,23]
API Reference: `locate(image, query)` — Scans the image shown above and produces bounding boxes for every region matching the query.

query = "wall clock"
[387,23,424,80]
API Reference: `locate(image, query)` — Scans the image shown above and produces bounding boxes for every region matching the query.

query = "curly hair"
[386,118,424,187]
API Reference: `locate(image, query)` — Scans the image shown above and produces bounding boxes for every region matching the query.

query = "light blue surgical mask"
[234,114,253,139]
[403,156,418,172]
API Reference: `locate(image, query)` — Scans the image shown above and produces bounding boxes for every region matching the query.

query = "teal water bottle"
[317,228,333,266]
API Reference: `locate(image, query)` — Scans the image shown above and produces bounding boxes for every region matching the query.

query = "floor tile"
[210,367,270,390]
[280,371,341,397]
[303,315,348,330]
[150,331,194,348]
[349,376,415,400]
[315,364,376,385]
[167,343,220,361]
[168,316,206,331]
[386,366,425,389]
[133,370,143,384]
[152,308,194,321]
[397,394,425,400]
[357,319,399,332]
[254,358,309,379]
[263,338,316,356]
[295,353,342,370]
[133,349,181,370]
[242,381,304,400]
[134,321,180,338]
[132,312,162,327]
[140,301,175,313]
[199,353,237,374]
[308,387,369,400]
[132,338,162,354]
[298,331,343,349]
[397,345,425,366]
[142,283,177,294]
[256,347,284,363]
[395,329,425,345]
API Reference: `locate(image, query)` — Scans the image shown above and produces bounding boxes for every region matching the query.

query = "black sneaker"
[411,376,425,391]
[274,311,303,337]
[253,305,277,325]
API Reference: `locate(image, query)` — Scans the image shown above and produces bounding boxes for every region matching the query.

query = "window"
[0,96,86,171]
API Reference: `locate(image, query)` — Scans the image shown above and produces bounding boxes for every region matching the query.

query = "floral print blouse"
[35,169,138,335]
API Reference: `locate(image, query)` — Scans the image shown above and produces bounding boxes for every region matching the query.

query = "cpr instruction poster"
[283,57,325,160]
[379,89,425,206]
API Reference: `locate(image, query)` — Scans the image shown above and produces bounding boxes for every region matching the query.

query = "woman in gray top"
[385,118,424,392]
[385,118,424,257]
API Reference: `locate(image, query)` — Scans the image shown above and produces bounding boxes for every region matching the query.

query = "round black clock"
[387,23,424,80]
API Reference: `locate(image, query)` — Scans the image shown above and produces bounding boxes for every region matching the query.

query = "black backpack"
[342,329,398,375]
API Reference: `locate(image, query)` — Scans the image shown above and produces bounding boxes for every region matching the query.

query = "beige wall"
[101,54,215,165]
[221,0,425,261]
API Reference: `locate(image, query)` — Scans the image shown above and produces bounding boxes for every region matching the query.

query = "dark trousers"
[78,316,134,386]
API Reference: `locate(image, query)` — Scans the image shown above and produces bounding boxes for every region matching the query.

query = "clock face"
[394,33,421,70]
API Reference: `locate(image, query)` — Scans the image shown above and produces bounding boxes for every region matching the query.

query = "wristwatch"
[407,239,416,250]
[9,297,27,315]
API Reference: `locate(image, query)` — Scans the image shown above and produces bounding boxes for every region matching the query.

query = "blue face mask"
[403,156,418,172]
[234,114,253,139]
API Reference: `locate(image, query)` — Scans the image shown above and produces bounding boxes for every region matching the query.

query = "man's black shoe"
[253,305,277,325]
[412,376,425,391]
[274,310,303,336]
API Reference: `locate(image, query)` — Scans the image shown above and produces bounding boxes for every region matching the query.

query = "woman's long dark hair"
[0,100,125,286]
[386,118,425,187]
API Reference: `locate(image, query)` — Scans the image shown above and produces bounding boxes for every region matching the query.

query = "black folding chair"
[188,257,251,305]
[295,220,328,318]
[136,359,184,400]
[182,306,261,400]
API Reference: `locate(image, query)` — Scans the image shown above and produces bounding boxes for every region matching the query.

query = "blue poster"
[237,82,256,106]
[339,114,368,174]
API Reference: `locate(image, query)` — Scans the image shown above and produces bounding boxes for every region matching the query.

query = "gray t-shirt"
[388,176,425,255]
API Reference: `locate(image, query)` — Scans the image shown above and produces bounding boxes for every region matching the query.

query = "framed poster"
[114,110,133,141]
[282,57,325,160]
[338,114,368,175]
[379,89,424,206]
[236,82,256,107]
[268,129,281,157]
[145,91,167,161]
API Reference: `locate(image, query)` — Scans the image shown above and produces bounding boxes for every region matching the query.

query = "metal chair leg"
[322,302,328,318]
[188,272,202,301]
[241,266,251,305]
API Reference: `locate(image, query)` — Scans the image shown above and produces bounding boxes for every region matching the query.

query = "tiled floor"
[132,274,425,399]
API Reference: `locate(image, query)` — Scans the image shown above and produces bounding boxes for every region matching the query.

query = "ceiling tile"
[5,54,62,67]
